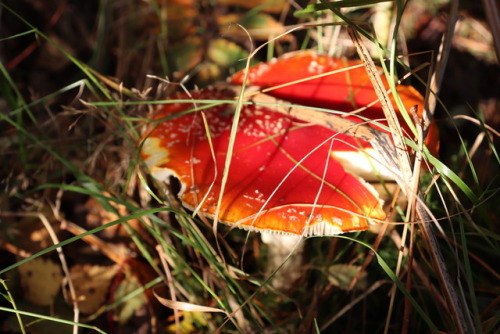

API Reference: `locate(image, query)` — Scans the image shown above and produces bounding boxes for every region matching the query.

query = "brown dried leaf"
[82,196,142,239]
[69,264,120,314]
[18,257,63,306]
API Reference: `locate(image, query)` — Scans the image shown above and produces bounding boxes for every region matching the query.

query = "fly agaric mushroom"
[141,88,386,288]
[230,51,440,180]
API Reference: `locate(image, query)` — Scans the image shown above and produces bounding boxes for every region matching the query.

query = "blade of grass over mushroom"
[233,90,472,204]
[192,112,219,217]
[211,25,256,242]
[348,27,412,181]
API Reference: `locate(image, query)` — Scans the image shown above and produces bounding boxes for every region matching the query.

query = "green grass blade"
[0,306,106,334]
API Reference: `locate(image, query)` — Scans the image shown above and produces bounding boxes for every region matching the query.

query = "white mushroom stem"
[331,147,397,181]
[260,233,304,291]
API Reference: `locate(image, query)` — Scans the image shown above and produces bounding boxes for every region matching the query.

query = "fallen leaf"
[166,311,209,334]
[69,264,120,314]
[208,38,249,67]
[113,272,148,325]
[18,257,63,306]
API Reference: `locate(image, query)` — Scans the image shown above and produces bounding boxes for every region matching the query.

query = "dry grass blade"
[347,27,413,187]
[425,0,460,124]
[238,90,375,141]
[153,288,228,314]
[482,0,500,61]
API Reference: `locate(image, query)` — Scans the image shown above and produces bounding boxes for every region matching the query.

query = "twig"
[425,0,460,126]
[482,0,500,60]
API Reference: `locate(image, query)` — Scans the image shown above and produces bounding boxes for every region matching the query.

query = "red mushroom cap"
[230,50,440,157]
[230,51,421,119]
[141,89,385,236]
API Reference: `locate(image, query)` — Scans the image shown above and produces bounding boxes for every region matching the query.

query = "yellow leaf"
[208,38,248,67]
[166,311,209,334]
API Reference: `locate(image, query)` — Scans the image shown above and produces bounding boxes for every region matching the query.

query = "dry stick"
[52,191,82,334]
[386,104,425,334]
[347,27,467,333]
[348,27,413,186]
[425,0,459,130]
[482,0,500,61]
[243,91,375,140]
[37,213,80,334]
[403,107,425,334]
[156,245,180,334]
